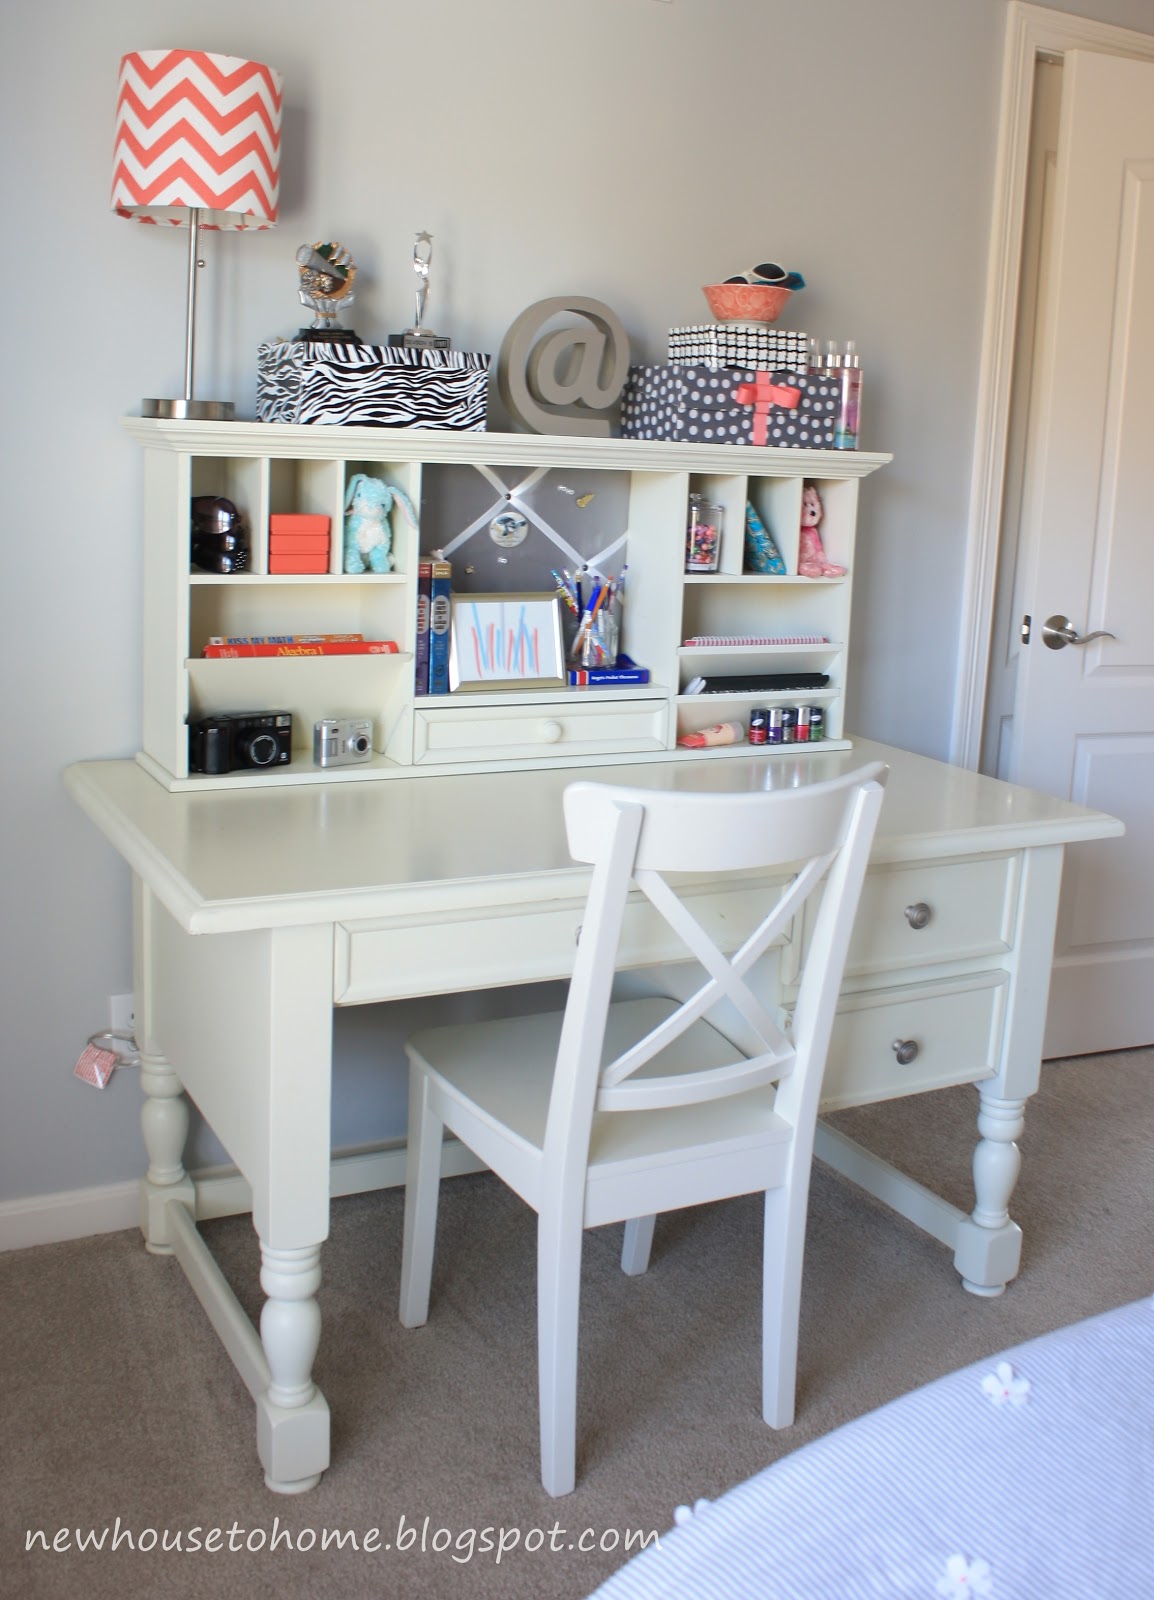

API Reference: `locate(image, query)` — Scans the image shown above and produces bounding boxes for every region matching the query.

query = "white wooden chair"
[399,762,888,1496]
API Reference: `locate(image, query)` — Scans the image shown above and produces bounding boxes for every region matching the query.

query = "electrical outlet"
[109,993,136,1037]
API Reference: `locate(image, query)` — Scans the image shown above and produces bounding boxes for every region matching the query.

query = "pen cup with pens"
[686,494,723,574]
[554,568,624,670]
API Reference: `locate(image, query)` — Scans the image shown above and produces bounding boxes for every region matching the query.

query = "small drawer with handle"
[817,970,1008,1112]
[413,697,668,765]
[837,854,1020,981]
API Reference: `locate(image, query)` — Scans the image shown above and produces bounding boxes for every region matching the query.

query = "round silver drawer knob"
[904,902,932,929]
[891,1038,920,1066]
[540,719,564,744]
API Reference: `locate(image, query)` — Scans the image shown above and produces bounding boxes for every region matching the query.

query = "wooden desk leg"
[135,879,196,1253]
[138,1050,196,1254]
[257,1243,329,1494]
[953,1093,1026,1297]
[953,840,1060,1297]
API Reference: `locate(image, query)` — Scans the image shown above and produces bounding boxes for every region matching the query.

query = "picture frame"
[448,592,566,691]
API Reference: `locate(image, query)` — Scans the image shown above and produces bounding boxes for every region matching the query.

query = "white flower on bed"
[935,1553,994,1597]
[980,1360,1030,1407]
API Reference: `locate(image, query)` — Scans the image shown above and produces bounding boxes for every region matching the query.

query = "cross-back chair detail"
[399,762,888,1496]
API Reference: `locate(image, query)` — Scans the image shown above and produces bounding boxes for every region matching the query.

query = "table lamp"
[112,49,283,421]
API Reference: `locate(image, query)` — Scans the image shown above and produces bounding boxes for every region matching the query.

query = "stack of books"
[414,555,453,694]
[202,634,399,658]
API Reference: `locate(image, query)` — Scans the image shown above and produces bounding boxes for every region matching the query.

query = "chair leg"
[620,1214,656,1276]
[537,1208,584,1497]
[761,1186,803,1428]
[399,1062,445,1329]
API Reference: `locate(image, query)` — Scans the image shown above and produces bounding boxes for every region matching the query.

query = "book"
[568,662,651,686]
[202,640,400,658]
[207,634,364,645]
[682,634,829,647]
[693,671,830,694]
[427,555,452,695]
[414,558,433,695]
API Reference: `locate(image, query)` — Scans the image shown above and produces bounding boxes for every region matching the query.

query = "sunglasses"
[724,263,806,291]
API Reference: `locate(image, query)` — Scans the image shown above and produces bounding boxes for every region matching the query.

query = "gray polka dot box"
[620,364,839,448]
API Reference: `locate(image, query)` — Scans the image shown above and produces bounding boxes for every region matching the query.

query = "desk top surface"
[64,740,1123,934]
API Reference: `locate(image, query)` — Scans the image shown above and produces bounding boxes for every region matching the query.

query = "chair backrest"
[542,763,888,1163]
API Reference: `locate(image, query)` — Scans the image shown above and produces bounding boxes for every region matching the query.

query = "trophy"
[388,232,451,351]
[294,241,360,343]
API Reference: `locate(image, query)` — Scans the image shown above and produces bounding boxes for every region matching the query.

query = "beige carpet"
[4,1050,1151,1600]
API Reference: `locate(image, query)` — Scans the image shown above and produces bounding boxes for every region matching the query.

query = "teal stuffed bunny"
[343,473,418,575]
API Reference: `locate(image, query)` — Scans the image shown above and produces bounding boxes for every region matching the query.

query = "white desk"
[64,740,1122,1493]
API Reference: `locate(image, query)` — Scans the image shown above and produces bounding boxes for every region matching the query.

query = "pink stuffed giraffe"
[797,481,846,578]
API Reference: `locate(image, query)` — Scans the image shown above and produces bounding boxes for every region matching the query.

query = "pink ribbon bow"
[734,374,802,445]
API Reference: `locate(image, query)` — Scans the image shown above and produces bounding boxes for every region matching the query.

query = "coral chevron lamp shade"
[112,49,282,229]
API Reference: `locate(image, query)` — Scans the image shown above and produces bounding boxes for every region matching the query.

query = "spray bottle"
[834,339,862,449]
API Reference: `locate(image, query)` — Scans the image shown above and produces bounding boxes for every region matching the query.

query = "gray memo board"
[417,464,630,594]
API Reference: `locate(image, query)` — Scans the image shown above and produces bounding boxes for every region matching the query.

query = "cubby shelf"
[126,418,889,790]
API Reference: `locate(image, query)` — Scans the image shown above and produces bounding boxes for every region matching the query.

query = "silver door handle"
[1041,614,1117,650]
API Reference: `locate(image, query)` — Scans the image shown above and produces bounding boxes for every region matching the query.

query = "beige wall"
[2,0,1150,1210]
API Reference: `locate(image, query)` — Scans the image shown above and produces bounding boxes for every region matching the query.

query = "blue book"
[427,556,452,695]
[413,558,432,695]
[568,655,650,687]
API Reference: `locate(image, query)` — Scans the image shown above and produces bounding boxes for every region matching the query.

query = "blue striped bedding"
[588,1297,1154,1599]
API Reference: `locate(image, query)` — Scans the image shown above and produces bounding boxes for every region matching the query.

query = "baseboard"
[0,1138,485,1253]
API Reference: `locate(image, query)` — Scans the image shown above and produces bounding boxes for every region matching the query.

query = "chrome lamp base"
[142,397,235,422]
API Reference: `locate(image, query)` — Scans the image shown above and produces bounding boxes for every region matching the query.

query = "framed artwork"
[448,593,566,690]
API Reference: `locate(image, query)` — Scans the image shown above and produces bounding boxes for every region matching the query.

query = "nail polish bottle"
[835,340,862,449]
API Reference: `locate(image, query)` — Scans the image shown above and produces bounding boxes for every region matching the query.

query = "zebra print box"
[256,341,490,430]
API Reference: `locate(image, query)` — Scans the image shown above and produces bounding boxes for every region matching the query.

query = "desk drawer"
[334,873,789,1003]
[412,697,668,765]
[818,972,1006,1111]
[841,855,1019,981]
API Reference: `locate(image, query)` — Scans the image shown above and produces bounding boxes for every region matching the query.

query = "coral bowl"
[702,283,792,324]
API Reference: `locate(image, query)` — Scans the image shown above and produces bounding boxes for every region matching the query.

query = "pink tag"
[74,1043,118,1089]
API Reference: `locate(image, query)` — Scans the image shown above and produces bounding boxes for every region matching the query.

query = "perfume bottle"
[835,339,862,449]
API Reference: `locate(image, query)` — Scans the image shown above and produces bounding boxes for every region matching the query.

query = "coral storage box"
[268,512,330,575]
[257,341,491,430]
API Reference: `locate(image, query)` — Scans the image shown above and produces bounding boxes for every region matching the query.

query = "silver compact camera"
[313,717,373,767]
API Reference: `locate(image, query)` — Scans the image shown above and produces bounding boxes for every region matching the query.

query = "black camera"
[188,712,293,774]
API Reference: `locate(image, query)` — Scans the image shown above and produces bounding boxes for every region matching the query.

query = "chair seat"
[408,997,791,1214]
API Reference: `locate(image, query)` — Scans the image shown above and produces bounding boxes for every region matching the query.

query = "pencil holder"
[571,609,618,670]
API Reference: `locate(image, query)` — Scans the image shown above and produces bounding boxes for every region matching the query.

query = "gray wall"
[2,0,1149,1209]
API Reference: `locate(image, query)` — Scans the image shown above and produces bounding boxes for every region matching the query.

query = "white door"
[1009,49,1154,1057]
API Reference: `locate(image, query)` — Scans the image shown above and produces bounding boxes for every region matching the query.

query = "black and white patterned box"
[256,341,491,429]
[620,364,839,448]
[668,324,809,371]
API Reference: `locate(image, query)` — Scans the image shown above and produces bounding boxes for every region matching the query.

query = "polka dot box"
[620,363,839,448]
